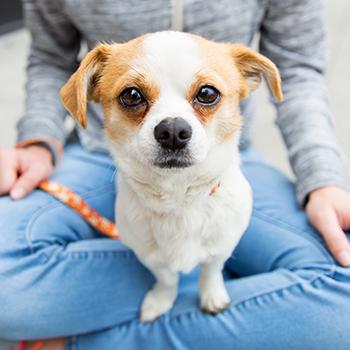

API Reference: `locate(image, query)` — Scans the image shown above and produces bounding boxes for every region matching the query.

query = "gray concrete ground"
[0,1,349,347]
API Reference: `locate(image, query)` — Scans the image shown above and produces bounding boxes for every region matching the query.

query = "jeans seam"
[252,208,335,265]
[81,267,335,339]
[24,184,115,254]
[57,249,134,260]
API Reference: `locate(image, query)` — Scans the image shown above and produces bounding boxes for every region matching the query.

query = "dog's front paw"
[200,285,231,315]
[140,285,177,322]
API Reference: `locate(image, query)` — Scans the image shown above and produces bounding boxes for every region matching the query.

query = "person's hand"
[0,145,54,200]
[306,186,350,266]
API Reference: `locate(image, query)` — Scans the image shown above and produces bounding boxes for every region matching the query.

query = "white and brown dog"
[61,31,283,322]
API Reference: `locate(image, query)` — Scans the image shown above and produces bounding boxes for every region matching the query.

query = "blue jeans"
[0,142,349,349]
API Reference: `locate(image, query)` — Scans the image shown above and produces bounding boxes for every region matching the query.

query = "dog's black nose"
[154,117,192,150]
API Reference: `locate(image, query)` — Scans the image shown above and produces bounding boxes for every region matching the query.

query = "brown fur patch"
[60,43,111,128]
[103,71,159,127]
[60,35,160,142]
[190,36,243,141]
[230,44,284,101]
[190,34,283,141]
[100,40,160,142]
[187,71,227,125]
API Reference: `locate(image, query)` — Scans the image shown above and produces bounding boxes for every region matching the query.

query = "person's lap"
[0,142,349,349]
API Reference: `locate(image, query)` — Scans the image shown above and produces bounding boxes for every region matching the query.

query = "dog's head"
[61,31,282,173]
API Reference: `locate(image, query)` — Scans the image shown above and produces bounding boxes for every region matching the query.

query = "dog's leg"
[199,258,230,314]
[140,266,179,322]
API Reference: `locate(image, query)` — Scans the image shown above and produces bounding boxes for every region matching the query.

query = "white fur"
[107,32,252,321]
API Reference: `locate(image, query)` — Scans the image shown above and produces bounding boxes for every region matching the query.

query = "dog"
[60,31,283,322]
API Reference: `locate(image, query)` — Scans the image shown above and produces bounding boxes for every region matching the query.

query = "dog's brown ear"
[60,44,111,128]
[230,44,283,101]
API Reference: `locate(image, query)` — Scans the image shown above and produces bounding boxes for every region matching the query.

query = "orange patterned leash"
[38,180,120,239]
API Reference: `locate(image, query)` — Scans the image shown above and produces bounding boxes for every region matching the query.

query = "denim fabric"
[0,142,349,349]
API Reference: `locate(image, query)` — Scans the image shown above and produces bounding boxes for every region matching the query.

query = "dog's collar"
[209,182,221,195]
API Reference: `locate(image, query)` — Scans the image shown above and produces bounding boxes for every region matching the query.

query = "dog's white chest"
[149,204,216,272]
[116,167,252,274]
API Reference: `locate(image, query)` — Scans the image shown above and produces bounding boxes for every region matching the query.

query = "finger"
[10,166,46,200]
[0,150,19,195]
[314,208,350,266]
[0,166,18,195]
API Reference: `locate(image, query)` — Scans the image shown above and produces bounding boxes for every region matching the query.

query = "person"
[1,0,350,349]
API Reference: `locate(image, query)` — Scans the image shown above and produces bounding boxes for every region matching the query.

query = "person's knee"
[0,193,86,260]
[229,209,336,278]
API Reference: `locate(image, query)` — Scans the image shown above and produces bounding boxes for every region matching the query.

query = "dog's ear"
[60,44,111,128]
[230,44,283,101]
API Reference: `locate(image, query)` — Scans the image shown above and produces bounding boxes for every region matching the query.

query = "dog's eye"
[195,86,220,105]
[119,87,146,108]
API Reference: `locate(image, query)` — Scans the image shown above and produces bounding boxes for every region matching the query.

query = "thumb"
[10,165,47,200]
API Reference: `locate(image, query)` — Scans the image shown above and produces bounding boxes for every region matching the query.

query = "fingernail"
[338,250,350,266]
[10,188,24,200]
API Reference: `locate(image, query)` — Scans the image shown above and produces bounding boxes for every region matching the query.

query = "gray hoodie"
[19,0,349,205]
